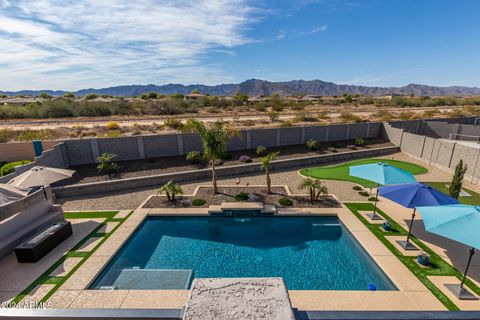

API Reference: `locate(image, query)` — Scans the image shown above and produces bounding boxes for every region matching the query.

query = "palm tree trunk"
[166,191,172,202]
[266,170,271,194]
[212,161,218,194]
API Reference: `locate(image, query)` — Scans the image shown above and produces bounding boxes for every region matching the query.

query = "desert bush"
[306,139,319,150]
[256,145,267,156]
[278,197,293,206]
[280,120,292,127]
[78,102,112,116]
[85,93,98,100]
[352,185,363,191]
[191,198,206,206]
[354,138,365,146]
[106,121,120,130]
[368,197,378,202]
[340,111,363,123]
[234,191,249,201]
[186,151,201,164]
[0,129,16,143]
[358,191,370,197]
[164,117,184,130]
[267,111,279,122]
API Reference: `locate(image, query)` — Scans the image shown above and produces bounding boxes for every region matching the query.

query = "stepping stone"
[49,257,83,277]
[77,237,103,252]
[97,221,119,234]
[115,210,131,219]
[183,278,295,320]
[25,284,55,304]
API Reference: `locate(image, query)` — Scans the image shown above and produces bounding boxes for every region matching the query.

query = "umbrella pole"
[372,184,379,217]
[405,208,416,244]
[460,248,475,289]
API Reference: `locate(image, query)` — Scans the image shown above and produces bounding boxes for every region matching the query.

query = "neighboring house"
[0,97,42,106]
[300,95,322,102]
[184,93,206,101]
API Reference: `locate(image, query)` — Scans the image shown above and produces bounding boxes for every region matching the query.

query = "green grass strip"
[424,182,480,205]
[345,202,480,310]
[300,158,428,187]
[12,210,134,304]
[63,211,118,220]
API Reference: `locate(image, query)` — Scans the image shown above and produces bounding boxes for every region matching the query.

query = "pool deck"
[46,203,446,311]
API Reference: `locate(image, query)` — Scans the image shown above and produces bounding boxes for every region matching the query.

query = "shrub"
[234,191,249,201]
[97,152,119,174]
[191,198,206,206]
[164,117,184,130]
[352,185,363,191]
[238,155,252,163]
[306,139,319,150]
[267,111,279,122]
[85,93,98,100]
[354,138,365,146]
[280,120,292,127]
[0,129,16,143]
[106,121,120,130]
[186,151,201,164]
[0,160,31,176]
[368,197,378,202]
[256,145,267,156]
[358,191,370,197]
[278,197,293,206]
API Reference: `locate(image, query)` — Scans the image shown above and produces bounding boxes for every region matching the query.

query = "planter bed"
[143,186,341,209]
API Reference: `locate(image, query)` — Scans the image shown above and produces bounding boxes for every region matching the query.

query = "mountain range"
[2,79,480,97]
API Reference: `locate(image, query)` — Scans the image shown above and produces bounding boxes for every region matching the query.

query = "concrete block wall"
[0,121,401,172]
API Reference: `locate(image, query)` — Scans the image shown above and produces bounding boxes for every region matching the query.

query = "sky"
[0,0,479,91]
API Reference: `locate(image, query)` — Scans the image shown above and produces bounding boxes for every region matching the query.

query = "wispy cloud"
[299,25,328,35]
[0,0,259,90]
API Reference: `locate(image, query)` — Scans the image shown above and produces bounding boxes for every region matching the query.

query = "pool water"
[91,216,396,291]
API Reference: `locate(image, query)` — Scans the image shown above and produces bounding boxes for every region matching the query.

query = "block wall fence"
[382,118,480,184]
[0,122,381,177]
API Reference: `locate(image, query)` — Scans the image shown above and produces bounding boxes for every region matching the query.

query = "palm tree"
[187,119,232,194]
[260,152,279,194]
[158,180,183,202]
[298,178,328,202]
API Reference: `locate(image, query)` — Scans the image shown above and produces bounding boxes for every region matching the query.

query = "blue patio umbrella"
[349,162,417,220]
[379,182,459,250]
[417,205,480,300]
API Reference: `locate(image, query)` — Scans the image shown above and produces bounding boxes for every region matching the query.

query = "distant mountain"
[2,79,480,97]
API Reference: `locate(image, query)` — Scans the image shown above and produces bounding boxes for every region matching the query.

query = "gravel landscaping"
[143,186,341,208]
[55,138,392,186]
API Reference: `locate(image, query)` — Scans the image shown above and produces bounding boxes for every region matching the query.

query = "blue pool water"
[91,216,396,291]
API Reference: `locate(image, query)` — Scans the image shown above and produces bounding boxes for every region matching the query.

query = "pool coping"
[49,204,446,311]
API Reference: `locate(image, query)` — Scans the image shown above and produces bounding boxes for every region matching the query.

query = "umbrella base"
[445,284,479,300]
[397,240,419,251]
[366,212,383,220]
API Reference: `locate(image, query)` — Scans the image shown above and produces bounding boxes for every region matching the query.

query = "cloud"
[299,25,328,35]
[0,0,259,90]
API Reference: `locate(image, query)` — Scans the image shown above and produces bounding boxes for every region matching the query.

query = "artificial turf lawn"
[424,182,480,205]
[12,210,132,305]
[300,158,429,187]
[345,202,480,311]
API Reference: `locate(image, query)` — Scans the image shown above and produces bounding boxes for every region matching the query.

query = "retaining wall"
[52,146,399,198]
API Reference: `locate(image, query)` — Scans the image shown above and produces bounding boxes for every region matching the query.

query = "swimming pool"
[91,216,396,291]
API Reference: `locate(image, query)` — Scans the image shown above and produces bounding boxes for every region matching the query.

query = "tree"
[158,179,183,202]
[85,93,98,100]
[187,119,232,193]
[298,178,328,202]
[234,93,249,105]
[191,89,201,94]
[64,92,75,98]
[260,152,279,194]
[39,92,52,100]
[147,92,158,99]
[449,160,467,199]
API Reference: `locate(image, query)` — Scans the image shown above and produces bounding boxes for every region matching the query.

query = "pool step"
[112,269,193,290]
[183,278,295,320]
